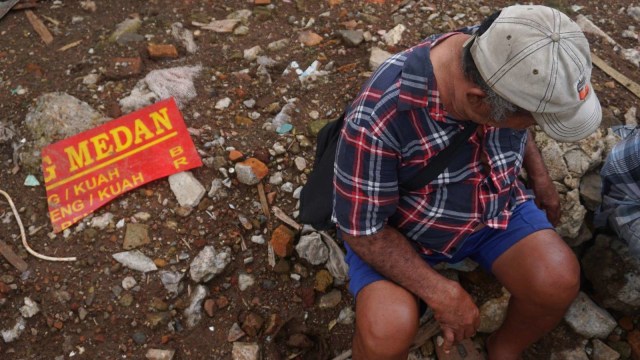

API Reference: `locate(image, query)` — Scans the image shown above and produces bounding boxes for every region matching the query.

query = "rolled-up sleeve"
[332,118,400,236]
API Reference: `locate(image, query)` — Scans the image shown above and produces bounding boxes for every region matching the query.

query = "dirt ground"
[0,0,639,359]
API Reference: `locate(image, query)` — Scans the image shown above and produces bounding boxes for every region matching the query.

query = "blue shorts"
[344,200,553,299]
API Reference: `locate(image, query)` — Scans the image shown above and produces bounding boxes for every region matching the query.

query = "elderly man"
[333,5,601,359]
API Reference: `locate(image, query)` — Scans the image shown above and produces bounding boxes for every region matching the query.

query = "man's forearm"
[523,130,548,178]
[342,225,453,305]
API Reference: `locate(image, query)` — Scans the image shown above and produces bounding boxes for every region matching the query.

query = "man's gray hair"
[462,42,518,123]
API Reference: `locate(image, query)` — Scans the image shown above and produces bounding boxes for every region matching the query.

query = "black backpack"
[299,112,477,230]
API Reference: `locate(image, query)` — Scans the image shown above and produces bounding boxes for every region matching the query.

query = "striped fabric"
[332,29,533,257]
[596,127,640,229]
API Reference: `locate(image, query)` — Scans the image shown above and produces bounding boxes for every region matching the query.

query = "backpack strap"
[400,122,478,192]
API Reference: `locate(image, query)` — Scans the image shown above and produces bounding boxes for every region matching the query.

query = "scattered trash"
[171,22,198,54]
[119,66,202,112]
[23,175,39,187]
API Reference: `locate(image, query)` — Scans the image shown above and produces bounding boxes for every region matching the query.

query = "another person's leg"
[469,201,579,359]
[344,242,420,360]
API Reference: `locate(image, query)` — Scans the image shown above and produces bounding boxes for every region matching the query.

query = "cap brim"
[532,86,602,142]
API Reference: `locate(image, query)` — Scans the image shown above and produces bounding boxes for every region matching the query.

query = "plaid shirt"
[332,29,533,257]
[595,126,640,228]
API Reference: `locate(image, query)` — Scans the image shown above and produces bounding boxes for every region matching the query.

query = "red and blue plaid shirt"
[332,29,533,257]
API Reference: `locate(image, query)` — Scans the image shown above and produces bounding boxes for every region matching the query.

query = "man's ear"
[465,87,490,120]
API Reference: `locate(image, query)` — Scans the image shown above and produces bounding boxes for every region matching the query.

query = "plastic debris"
[24,175,40,187]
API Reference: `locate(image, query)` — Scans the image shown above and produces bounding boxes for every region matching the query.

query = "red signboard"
[41,98,202,232]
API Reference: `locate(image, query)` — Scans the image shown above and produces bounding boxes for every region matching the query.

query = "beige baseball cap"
[469,5,602,142]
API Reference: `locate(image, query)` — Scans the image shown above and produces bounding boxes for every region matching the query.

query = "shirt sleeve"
[332,116,400,236]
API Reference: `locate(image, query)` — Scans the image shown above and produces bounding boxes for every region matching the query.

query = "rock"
[204,299,216,317]
[168,172,205,208]
[148,44,179,59]
[189,246,231,283]
[201,19,240,33]
[19,297,40,318]
[132,331,147,345]
[579,172,602,212]
[370,47,393,71]
[337,30,364,46]
[625,107,637,126]
[1,317,26,343]
[251,235,265,245]
[171,22,197,54]
[183,285,208,328]
[238,273,255,291]
[78,307,88,320]
[564,292,616,339]
[119,293,134,307]
[112,251,158,273]
[242,312,264,337]
[296,232,329,265]
[294,157,307,171]
[622,48,640,67]
[556,189,587,239]
[268,38,289,51]
[314,269,333,293]
[145,348,176,360]
[160,270,184,296]
[592,339,620,360]
[550,346,589,360]
[337,306,355,325]
[244,46,263,61]
[478,290,510,333]
[215,97,231,110]
[384,24,406,46]
[123,223,150,250]
[110,16,142,43]
[235,158,269,185]
[122,276,137,290]
[270,225,295,257]
[91,212,114,229]
[298,31,323,46]
[318,289,342,309]
[22,92,109,171]
[582,235,640,313]
[232,342,260,360]
[228,322,246,342]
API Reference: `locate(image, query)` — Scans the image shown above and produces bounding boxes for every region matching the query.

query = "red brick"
[147,44,179,59]
[270,225,295,257]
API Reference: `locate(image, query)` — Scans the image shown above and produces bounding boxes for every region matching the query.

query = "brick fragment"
[147,44,179,59]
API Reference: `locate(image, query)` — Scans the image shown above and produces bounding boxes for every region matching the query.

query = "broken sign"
[41,98,202,232]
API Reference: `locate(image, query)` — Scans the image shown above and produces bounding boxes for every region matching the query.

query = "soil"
[0,0,638,359]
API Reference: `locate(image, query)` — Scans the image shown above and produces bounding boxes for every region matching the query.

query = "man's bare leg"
[352,280,420,360]
[488,229,580,359]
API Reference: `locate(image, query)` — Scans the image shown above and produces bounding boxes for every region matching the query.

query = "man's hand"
[429,279,480,353]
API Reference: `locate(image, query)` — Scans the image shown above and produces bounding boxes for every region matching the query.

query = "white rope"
[0,189,76,262]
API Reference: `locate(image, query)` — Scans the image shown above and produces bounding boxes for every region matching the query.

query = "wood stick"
[257,182,270,219]
[271,206,302,232]
[592,52,640,100]
[25,10,53,45]
[0,240,28,272]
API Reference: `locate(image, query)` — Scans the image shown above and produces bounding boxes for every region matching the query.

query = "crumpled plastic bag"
[119,65,202,113]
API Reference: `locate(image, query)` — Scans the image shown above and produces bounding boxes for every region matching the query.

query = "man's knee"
[354,281,419,356]
[524,245,580,307]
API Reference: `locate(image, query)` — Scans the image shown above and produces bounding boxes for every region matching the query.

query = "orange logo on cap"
[578,83,590,101]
